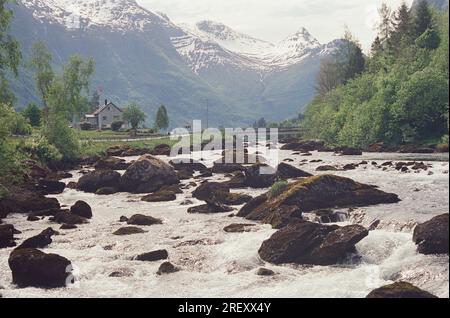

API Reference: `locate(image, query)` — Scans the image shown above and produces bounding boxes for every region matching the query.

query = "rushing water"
[0,149,448,298]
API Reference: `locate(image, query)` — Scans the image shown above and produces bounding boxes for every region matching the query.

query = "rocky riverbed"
[0,144,448,298]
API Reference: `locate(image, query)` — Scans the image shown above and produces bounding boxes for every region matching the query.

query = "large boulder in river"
[258,221,368,265]
[280,140,325,152]
[70,201,93,219]
[413,214,449,255]
[244,164,277,188]
[192,182,251,205]
[37,179,66,195]
[8,248,72,288]
[366,282,437,298]
[0,187,60,216]
[120,155,179,193]
[76,170,121,193]
[238,175,399,228]
[150,144,172,156]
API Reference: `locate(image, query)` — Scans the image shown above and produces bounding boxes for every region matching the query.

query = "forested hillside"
[302,1,449,148]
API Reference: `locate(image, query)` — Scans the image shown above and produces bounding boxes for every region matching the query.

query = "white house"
[85,100,127,129]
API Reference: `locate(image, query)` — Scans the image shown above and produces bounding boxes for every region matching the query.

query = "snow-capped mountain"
[11,0,340,126]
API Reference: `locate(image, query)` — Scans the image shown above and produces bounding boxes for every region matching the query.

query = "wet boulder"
[127,214,162,226]
[276,162,312,179]
[37,179,66,195]
[192,182,251,205]
[95,187,117,195]
[316,165,341,171]
[0,224,19,248]
[223,223,256,233]
[188,203,233,214]
[0,188,60,215]
[335,147,363,156]
[157,262,179,275]
[113,227,146,236]
[366,282,437,298]
[77,170,121,193]
[135,249,168,262]
[141,190,177,202]
[120,155,179,194]
[212,162,246,174]
[238,175,399,228]
[150,144,172,156]
[244,164,277,188]
[169,159,207,172]
[50,211,88,225]
[16,228,57,250]
[413,214,449,255]
[8,248,72,288]
[70,201,92,219]
[94,157,130,170]
[258,221,368,265]
[256,268,275,276]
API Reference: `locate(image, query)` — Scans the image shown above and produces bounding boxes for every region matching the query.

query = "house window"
[102,116,107,121]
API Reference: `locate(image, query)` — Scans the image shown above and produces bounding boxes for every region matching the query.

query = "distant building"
[84,99,128,129]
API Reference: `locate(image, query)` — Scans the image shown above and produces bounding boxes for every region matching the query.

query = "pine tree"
[377,3,394,43]
[393,2,413,41]
[414,0,433,37]
[154,104,169,132]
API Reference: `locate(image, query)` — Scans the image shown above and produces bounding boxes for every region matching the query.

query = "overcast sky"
[138,0,413,51]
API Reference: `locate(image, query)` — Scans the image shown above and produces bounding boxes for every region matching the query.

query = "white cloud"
[138,0,414,51]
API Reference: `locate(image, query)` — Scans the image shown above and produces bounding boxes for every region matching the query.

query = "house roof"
[91,102,122,116]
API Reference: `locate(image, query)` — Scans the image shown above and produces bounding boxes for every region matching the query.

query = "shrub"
[80,122,93,130]
[268,180,289,199]
[22,103,42,126]
[42,113,80,160]
[111,120,123,131]
[20,136,62,164]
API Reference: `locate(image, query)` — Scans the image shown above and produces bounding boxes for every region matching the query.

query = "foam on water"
[0,149,448,298]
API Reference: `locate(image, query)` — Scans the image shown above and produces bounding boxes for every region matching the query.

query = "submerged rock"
[120,155,179,193]
[95,187,118,195]
[258,221,368,265]
[113,227,146,236]
[366,282,437,298]
[8,248,72,288]
[50,211,88,225]
[223,223,256,233]
[135,249,168,262]
[280,140,325,152]
[127,214,162,226]
[0,224,18,248]
[188,203,234,214]
[413,214,449,255]
[256,268,275,276]
[141,190,177,202]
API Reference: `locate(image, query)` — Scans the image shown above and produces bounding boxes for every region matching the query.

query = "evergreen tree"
[392,2,413,44]
[377,3,394,43]
[414,0,433,37]
[154,104,169,132]
[22,103,42,126]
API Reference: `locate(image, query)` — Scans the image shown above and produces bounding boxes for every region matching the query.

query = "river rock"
[0,224,18,248]
[156,262,179,275]
[256,268,275,276]
[335,147,363,156]
[95,187,117,195]
[188,203,234,214]
[212,162,246,174]
[113,227,146,236]
[280,140,325,152]
[141,190,177,202]
[16,228,57,250]
[276,162,312,179]
[0,187,60,215]
[244,164,277,188]
[366,282,438,298]
[135,249,168,262]
[150,144,171,156]
[37,179,66,195]
[70,201,92,219]
[258,221,368,265]
[223,223,256,233]
[238,175,399,228]
[127,214,162,226]
[169,159,207,172]
[94,157,130,170]
[413,214,449,255]
[77,170,121,193]
[50,211,88,225]
[120,155,179,193]
[8,248,72,288]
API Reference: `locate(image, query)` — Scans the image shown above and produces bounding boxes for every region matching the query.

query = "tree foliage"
[123,103,146,130]
[154,104,169,132]
[303,3,449,148]
[22,103,42,126]
[28,42,54,108]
